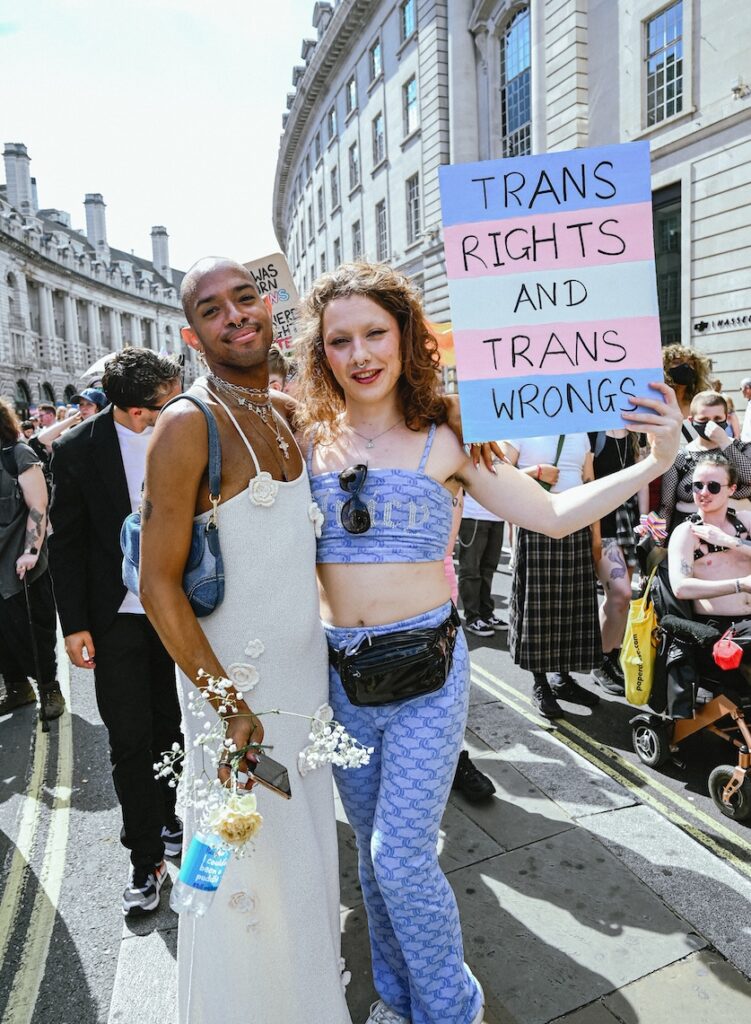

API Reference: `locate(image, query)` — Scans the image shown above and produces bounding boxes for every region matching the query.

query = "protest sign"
[243,252,300,350]
[438,141,662,441]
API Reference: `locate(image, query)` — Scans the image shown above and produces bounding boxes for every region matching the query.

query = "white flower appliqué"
[227,663,260,693]
[308,501,325,538]
[249,472,278,508]
[228,890,261,932]
[244,638,265,659]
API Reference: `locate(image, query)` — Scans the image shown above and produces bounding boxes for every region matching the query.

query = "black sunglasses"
[339,464,371,534]
[692,480,726,494]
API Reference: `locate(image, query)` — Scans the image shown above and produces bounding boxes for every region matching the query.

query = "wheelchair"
[629,563,751,821]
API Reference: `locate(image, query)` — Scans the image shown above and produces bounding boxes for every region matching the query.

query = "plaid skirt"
[604,497,639,568]
[509,526,600,673]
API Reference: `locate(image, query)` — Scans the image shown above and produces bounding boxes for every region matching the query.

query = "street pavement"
[2,557,751,1023]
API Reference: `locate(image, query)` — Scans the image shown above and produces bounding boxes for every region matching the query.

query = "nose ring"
[355,359,368,368]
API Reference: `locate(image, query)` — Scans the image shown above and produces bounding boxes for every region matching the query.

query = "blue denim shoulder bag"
[120,393,225,617]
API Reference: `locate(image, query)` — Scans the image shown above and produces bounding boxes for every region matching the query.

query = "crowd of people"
[7,254,749,1024]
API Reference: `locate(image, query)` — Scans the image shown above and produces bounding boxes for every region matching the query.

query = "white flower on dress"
[308,501,325,538]
[339,958,351,993]
[244,638,265,659]
[249,472,278,507]
[227,663,260,693]
[228,890,261,932]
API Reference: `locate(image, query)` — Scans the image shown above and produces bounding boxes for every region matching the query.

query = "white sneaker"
[470,981,486,1023]
[365,1001,410,1024]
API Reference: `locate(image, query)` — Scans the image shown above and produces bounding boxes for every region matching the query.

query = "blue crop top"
[308,424,455,564]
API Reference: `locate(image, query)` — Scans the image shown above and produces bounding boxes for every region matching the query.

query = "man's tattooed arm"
[142,498,154,522]
[23,505,46,553]
[679,558,693,577]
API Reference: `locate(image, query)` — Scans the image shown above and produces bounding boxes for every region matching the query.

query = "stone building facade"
[0,143,195,414]
[274,0,751,385]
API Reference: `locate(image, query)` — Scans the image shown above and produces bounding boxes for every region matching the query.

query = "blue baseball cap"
[72,388,107,409]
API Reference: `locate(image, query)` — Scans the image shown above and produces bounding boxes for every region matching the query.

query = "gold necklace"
[208,374,290,460]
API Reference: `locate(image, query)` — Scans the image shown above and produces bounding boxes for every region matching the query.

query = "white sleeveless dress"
[176,396,351,1024]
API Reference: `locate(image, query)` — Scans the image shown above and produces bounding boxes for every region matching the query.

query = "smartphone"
[248,754,292,800]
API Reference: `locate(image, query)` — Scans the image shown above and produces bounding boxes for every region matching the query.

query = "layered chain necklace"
[208,371,290,460]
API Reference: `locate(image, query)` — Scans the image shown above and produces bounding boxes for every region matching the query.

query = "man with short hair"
[48,348,183,916]
[740,378,751,442]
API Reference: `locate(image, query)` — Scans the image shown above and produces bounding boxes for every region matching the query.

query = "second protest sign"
[438,141,663,442]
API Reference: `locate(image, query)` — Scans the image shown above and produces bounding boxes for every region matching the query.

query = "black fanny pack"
[329,606,461,707]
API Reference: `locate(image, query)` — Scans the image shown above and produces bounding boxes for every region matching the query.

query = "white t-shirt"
[114,421,154,615]
[504,433,591,493]
[462,493,503,523]
[742,403,751,443]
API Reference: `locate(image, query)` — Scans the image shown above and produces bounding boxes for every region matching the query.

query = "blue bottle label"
[179,836,231,892]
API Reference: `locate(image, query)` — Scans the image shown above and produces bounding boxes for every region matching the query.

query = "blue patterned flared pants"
[325,602,483,1024]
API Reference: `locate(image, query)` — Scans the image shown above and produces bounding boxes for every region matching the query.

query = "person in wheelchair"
[668,451,751,636]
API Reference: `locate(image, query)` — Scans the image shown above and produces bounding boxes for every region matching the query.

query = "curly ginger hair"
[293,262,447,441]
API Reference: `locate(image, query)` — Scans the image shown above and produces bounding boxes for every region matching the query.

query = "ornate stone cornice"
[272,0,374,246]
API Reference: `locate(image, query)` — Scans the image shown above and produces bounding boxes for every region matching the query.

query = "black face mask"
[691,419,728,438]
[668,363,697,387]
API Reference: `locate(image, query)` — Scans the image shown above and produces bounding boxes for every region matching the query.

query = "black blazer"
[48,406,133,638]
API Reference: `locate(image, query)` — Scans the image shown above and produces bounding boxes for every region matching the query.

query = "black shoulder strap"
[0,443,20,478]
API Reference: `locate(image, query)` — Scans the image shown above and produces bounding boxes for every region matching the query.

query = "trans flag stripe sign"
[438,142,663,441]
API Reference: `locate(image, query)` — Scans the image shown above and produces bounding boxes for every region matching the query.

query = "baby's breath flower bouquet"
[156,669,372,860]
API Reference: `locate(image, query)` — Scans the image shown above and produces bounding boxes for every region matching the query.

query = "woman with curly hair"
[662,342,713,427]
[295,262,681,1024]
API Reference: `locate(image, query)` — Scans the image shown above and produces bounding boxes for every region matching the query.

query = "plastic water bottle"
[170,831,232,916]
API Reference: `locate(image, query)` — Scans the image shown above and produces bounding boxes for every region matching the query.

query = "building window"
[305,153,311,179]
[333,236,342,266]
[330,166,340,209]
[403,75,418,136]
[500,6,531,157]
[406,173,420,245]
[327,104,337,139]
[652,183,681,344]
[369,39,382,82]
[646,1,683,126]
[400,0,416,42]
[317,186,325,226]
[314,132,321,162]
[307,205,314,243]
[320,253,327,274]
[372,112,385,165]
[346,75,358,115]
[348,141,360,191]
[375,200,388,262]
[352,220,363,259]
[299,222,305,256]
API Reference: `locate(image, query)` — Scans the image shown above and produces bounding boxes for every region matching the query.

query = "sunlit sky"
[0,0,314,271]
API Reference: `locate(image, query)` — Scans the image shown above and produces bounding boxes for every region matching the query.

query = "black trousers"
[0,570,57,687]
[93,613,183,869]
[457,518,504,624]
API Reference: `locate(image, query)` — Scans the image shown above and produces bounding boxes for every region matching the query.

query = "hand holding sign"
[439,142,666,442]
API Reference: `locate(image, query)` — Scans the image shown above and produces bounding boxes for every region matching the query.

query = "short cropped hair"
[694,450,737,486]
[690,390,727,416]
[101,348,181,410]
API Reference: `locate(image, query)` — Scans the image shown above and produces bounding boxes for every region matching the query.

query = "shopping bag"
[713,629,744,670]
[621,568,659,705]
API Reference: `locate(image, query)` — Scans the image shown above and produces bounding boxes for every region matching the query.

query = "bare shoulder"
[736,510,751,534]
[668,520,692,549]
[270,389,297,428]
[150,393,209,467]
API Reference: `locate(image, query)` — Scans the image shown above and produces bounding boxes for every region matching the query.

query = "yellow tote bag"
[620,568,659,706]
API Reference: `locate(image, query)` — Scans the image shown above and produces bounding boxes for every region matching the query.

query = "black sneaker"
[40,684,66,720]
[452,751,496,803]
[485,614,508,631]
[122,861,167,916]
[161,818,183,858]
[592,659,625,696]
[532,681,564,719]
[465,619,494,637]
[549,674,600,708]
[0,679,36,715]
